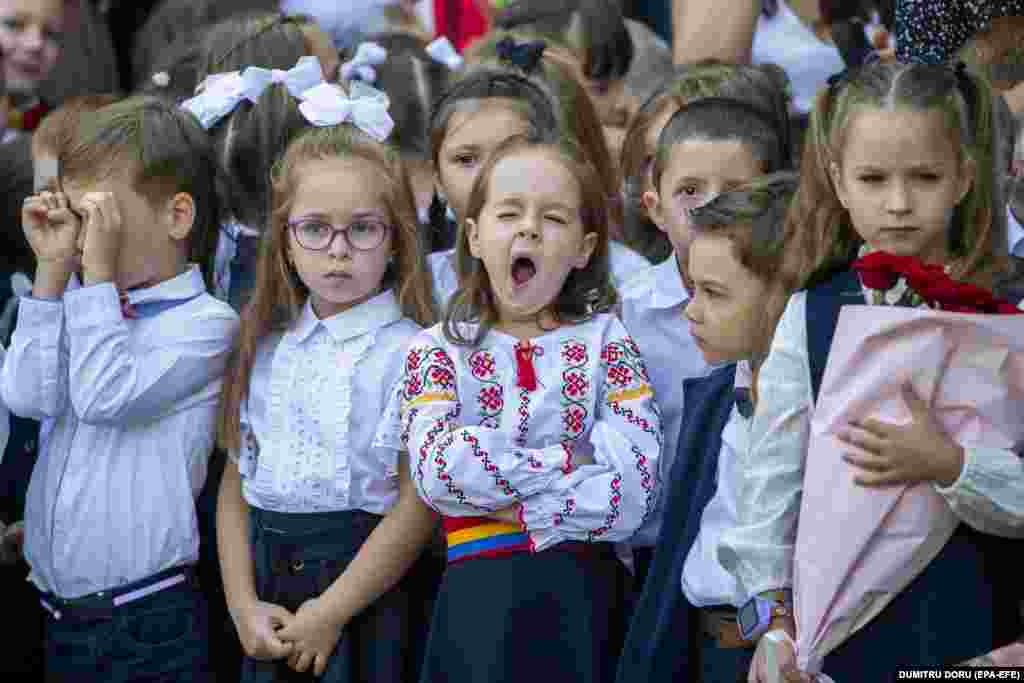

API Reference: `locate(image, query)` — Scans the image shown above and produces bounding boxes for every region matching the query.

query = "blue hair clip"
[496,37,546,74]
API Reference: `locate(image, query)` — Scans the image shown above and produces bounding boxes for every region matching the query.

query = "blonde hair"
[789,60,1005,290]
[218,124,436,452]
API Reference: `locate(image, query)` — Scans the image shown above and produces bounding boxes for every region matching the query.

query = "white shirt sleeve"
[0,343,9,460]
[935,446,1024,538]
[400,336,577,516]
[518,320,663,546]
[63,283,238,426]
[718,292,811,596]
[0,296,68,421]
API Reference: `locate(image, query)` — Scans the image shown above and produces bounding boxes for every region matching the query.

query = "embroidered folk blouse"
[390,314,663,551]
[234,290,420,515]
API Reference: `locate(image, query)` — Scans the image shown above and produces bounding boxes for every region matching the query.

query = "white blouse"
[751,0,845,114]
[235,290,420,515]
[388,314,663,551]
[0,344,8,459]
[718,291,1024,598]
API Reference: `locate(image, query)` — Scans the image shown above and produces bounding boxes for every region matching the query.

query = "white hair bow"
[340,42,388,83]
[425,36,463,70]
[182,56,325,129]
[298,81,395,142]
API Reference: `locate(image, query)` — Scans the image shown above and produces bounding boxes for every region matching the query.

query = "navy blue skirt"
[419,543,628,683]
[242,507,413,683]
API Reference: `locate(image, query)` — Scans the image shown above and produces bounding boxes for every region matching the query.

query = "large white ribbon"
[182,56,325,129]
[425,36,463,70]
[297,81,395,142]
[340,42,388,83]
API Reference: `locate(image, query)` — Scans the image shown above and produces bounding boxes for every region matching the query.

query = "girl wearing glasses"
[216,119,438,683]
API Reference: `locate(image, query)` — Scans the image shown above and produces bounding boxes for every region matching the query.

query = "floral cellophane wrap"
[792,305,1024,675]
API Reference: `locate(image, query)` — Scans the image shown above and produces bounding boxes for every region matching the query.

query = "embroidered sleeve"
[63,283,239,425]
[519,319,663,547]
[400,336,573,515]
[0,295,68,420]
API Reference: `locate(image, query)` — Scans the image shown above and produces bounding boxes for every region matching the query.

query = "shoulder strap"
[805,269,864,403]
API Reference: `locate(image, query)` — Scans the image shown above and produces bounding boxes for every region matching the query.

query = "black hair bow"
[496,37,547,74]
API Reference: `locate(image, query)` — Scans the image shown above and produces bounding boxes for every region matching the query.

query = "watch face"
[738,601,758,635]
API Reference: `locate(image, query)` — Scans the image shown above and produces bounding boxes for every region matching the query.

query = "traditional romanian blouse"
[386,314,663,552]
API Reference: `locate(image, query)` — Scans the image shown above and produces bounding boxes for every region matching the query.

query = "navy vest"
[616,364,738,683]
[805,270,1022,676]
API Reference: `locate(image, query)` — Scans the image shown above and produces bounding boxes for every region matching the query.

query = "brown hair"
[33,94,122,158]
[468,32,624,235]
[218,123,436,452]
[444,135,615,346]
[688,172,800,364]
[620,61,792,262]
[58,96,221,289]
[789,60,1003,290]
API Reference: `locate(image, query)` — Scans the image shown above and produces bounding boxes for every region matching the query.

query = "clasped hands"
[233,596,346,677]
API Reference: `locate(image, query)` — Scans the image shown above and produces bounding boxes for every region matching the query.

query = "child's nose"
[22,26,46,52]
[326,230,351,258]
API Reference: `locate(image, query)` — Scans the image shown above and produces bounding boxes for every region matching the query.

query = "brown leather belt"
[699,607,758,649]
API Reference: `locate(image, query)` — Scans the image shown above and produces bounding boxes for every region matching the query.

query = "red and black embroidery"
[632,444,657,525]
[403,345,457,402]
[553,497,577,527]
[431,430,488,512]
[471,349,503,428]
[587,474,622,542]
[560,338,591,442]
[463,432,522,499]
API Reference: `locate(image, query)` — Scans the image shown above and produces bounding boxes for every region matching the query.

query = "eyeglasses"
[288,219,390,252]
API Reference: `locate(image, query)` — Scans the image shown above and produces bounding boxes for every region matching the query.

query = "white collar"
[1008,204,1024,256]
[648,253,690,310]
[734,359,753,391]
[123,265,206,305]
[291,288,403,345]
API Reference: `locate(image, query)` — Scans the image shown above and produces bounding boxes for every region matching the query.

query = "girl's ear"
[466,217,482,258]
[165,193,196,241]
[642,190,668,234]
[573,231,599,270]
[956,155,977,204]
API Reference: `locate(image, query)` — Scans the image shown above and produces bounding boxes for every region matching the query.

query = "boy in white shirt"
[1,96,238,682]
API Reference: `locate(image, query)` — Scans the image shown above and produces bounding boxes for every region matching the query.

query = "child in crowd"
[0,96,238,681]
[192,11,338,310]
[425,66,560,300]
[217,89,437,682]
[619,61,791,263]
[618,173,800,683]
[719,60,1024,682]
[619,90,793,586]
[394,135,661,683]
[0,0,64,133]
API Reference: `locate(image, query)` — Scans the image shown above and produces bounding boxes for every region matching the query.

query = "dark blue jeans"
[698,633,755,683]
[44,580,211,683]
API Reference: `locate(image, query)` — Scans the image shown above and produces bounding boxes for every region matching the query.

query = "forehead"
[841,107,960,166]
[290,157,390,214]
[487,149,580,203]
[0,0,64,24]
[663,138,762,184]
[443,99,531,150]
[689,233,746,280]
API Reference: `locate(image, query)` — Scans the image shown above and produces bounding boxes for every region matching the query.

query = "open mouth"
[511,256,537,287]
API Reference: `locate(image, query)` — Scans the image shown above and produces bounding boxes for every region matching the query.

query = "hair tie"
[496,37,546,74]
[341,42,388,84]
[297,81,395,142]
[152,72,171,89]
[182,56,325,129]
[425,36,464,71]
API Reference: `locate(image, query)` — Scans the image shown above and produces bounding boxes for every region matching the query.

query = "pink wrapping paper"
[793,306,1024,674]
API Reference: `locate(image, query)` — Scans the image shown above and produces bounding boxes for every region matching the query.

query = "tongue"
[512,258,536,285]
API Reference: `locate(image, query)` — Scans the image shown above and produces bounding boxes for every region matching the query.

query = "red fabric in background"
[433,0,490,51]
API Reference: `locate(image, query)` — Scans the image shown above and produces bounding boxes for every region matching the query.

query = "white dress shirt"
[718,290,1024,598]
[234,290,420,515]
[619,254,709,546]
[0,266,239,598]
[391,314,663,551]
[682,361,751,608]
[1009,204,1024,258]
[751,0,845,114]
[429,242,653,311]
[0,344,8,459]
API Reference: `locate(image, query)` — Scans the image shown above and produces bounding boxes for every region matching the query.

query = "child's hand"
[838,385,965,488]
[231,599,296,661]
[278,597,344,677]
[22,192,81,267]
[78,192,122,286]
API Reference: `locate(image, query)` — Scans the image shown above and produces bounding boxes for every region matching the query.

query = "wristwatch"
[738,590,792,642]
